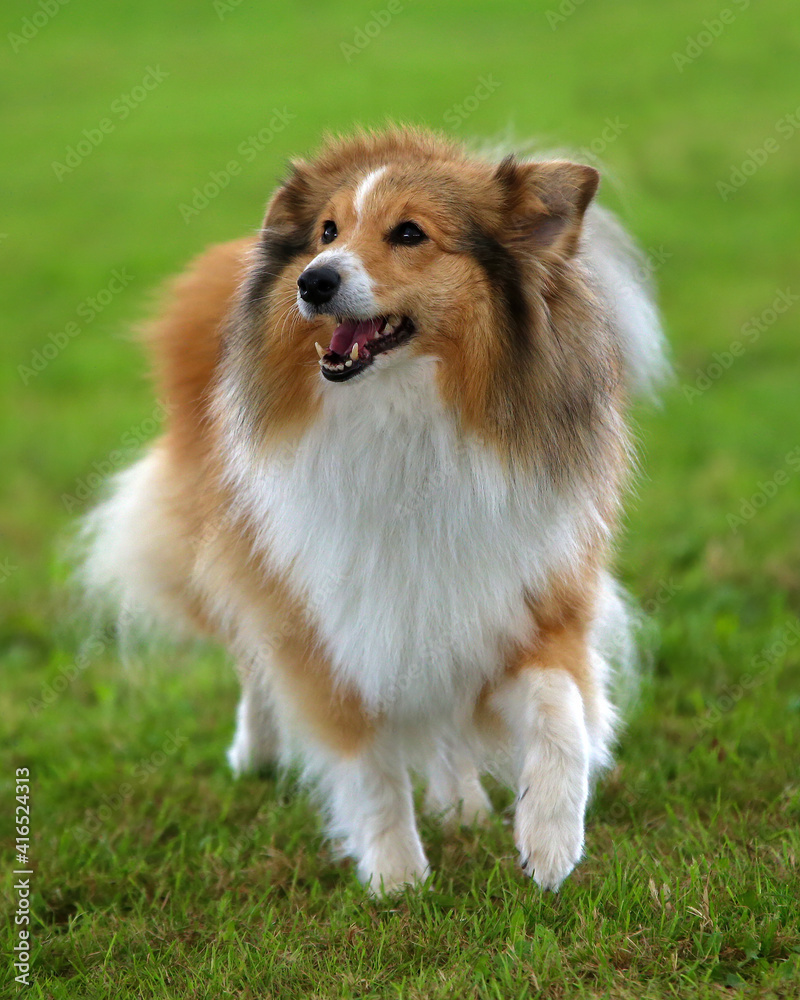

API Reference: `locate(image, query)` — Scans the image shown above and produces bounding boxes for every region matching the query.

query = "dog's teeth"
[345,360,353,367]
[350,343,359,361]
[315,342,326,359]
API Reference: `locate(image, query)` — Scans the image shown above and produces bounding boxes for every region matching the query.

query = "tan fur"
[191,506,376,755]
[131,127,628,754]
[512,563,600,698]
[75,125,667,892]
[147,237,255,457]
[141,235,375,752]
[472,555,601,735]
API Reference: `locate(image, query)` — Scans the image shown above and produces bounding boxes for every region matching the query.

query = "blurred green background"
[2,1,799,996]
[2,0,799,609]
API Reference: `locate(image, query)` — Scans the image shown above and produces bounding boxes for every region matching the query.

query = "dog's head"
[233,129,615,466]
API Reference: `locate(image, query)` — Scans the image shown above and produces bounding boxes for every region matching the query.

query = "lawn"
[2,0,799,996]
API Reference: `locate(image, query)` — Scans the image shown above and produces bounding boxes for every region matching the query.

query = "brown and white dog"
[82,128,666,893]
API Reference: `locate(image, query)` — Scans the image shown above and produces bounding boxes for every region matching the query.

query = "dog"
[81,127,666,893]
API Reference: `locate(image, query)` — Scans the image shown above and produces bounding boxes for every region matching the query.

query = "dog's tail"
[581,206,671,398]
[585,572,652,775]
[73,446,203,658]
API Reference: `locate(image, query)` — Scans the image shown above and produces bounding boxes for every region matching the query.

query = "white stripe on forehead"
[353,166,388,219]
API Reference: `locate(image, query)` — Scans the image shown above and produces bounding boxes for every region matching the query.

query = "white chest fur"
[225,356,598,718]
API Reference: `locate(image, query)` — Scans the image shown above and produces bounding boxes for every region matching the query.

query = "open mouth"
[314,315,415,382]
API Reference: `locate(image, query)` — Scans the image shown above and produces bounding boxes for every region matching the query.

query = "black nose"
[297,266,341,306]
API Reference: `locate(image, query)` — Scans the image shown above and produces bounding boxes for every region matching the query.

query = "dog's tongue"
[329,318,382,356]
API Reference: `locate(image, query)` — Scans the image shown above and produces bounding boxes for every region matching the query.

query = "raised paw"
[515,789,585,891]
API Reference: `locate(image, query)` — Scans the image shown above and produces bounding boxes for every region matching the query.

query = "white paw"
[226,726,276,777]
[226,731,253,777]
[358,835,431,896]
[451,794,493,829]
[425,786,493,830]
[227,695,277,777]
[514,788,585,891]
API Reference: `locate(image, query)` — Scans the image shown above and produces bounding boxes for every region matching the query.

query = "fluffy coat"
[81,128,665,892]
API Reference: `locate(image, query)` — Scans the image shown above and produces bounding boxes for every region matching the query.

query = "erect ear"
[494,156,600,259]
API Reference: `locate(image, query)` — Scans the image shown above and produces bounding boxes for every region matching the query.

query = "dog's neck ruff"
[221,356,602,717]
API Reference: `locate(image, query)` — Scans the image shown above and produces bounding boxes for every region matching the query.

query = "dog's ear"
[262,159,318,231]
[494,156,599,259]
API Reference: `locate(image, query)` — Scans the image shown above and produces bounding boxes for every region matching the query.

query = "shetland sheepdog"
[81,127,666,893]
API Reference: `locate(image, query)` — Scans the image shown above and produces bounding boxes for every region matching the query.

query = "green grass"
[2,0,799,996]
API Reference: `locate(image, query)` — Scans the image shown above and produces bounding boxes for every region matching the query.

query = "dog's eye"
[321,220,338,244]
[388,221,428,247]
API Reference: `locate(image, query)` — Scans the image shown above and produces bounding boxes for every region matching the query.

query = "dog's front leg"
[227,666,279,777]
[491,656,591,891]
[423,735,492,828]
[320,734,430,895]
